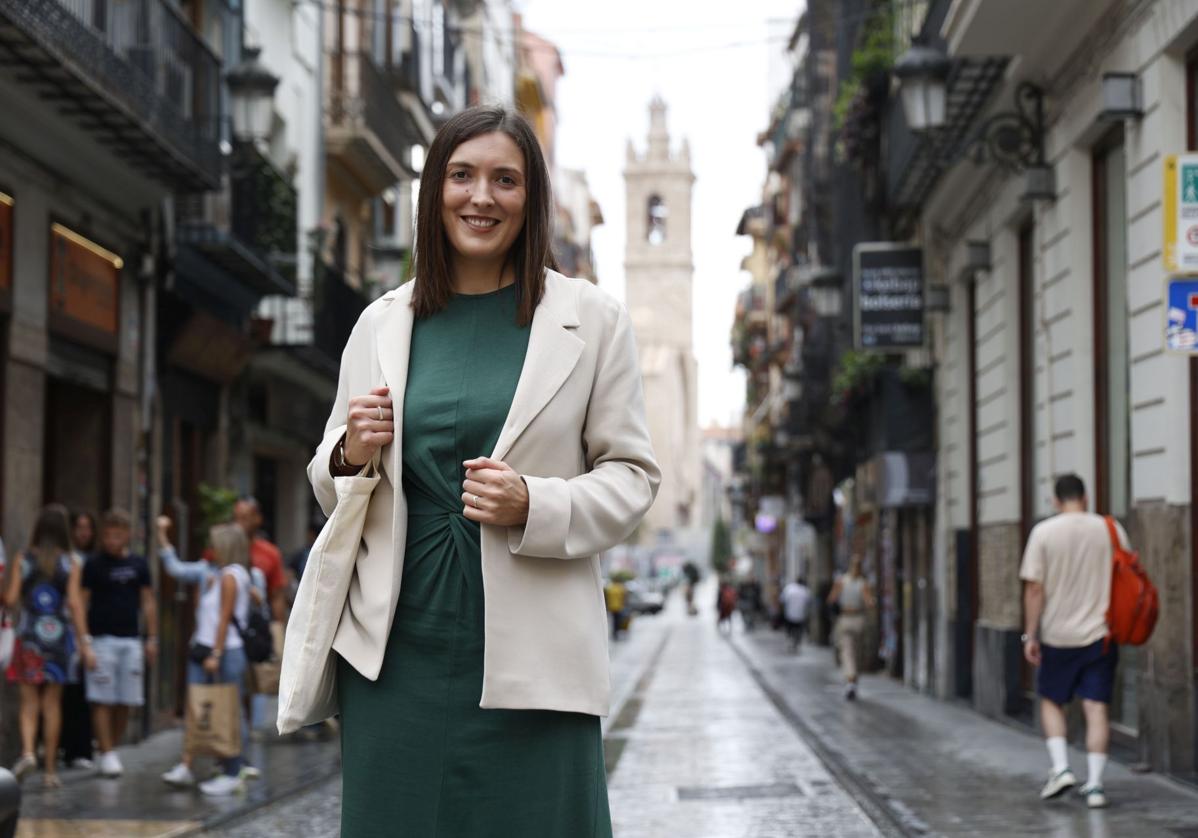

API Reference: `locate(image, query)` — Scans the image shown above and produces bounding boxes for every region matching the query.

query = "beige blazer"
[307,270,660,717]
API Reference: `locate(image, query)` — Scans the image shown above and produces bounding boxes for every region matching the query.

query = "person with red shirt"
[232,498,286,623]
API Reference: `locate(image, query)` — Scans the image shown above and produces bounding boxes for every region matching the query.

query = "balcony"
[326,50,422,194]
[0,0,221,190]
[313,263,370,373]
[176,142,298,298]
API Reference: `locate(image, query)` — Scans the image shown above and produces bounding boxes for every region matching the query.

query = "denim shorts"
[85,636,144,706]
[1038,638,1118,705]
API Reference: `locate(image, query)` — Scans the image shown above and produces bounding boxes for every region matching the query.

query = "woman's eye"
[450,170,468,180]
[498,176,517,186]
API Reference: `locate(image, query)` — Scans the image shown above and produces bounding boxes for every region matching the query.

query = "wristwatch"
[1020,633,1034,643]
[335,438,364,471]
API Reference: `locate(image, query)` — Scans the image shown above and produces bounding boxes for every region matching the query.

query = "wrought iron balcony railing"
[0,0,222,190]
[327,50,421,194]
[176,142,298,297]
[313,262,370,368]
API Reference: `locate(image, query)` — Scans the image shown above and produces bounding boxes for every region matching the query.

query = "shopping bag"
[184,682,242,759]
[277,452,381,734]
[251,661,281,695]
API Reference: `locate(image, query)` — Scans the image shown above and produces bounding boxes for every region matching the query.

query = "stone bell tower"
[623,97,698,539]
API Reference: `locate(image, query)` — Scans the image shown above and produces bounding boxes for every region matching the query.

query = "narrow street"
[216,583,1198,837]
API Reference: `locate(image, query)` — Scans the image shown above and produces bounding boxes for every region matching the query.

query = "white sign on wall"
[1163,154,1198,272]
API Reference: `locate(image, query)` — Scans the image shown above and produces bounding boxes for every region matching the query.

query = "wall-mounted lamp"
[226,46,279,143]
[894,38,952,132]
[1100,72,1143,121]
[966,240,992,273]
[926,284,951,312]
[1023,164,1057,202]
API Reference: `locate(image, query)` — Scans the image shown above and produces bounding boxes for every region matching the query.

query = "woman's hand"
[344,386,394,467]
[203,654,220,676]
[155,515,172,549]
[462,457,530,526]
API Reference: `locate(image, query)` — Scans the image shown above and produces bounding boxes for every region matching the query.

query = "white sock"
[1046,737,1069,773]
[1087,752,1107,788]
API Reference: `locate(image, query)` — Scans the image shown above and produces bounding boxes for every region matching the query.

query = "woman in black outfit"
[61,510,97,769]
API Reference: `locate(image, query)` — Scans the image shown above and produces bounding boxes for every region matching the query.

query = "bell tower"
[623,97,698,537]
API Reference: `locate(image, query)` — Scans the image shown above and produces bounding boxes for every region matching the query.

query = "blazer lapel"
[492,275,583,462]
[374,284,415,482]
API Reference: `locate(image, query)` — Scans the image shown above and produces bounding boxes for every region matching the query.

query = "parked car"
[625,580,664,615]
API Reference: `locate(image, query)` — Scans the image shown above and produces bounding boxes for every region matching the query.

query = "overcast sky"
[516,0,800,428]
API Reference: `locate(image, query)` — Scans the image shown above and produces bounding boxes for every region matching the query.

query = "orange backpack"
[1103,516,1159,647]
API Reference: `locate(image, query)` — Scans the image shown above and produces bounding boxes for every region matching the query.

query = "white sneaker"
[1040,767,1076,800]
[98,750,123,778]
[161,762,196,787]
[239,764,261,780]
[11,754,36,781]
[69,757,95,770]
[1080,783,1108,809]
[199,773,244,796]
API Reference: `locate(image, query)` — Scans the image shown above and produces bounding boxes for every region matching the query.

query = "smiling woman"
[296,105,661,838]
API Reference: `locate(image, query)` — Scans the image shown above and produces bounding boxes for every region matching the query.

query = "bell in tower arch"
[647,195,668,245]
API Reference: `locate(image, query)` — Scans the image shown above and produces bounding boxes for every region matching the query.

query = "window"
[1093,130,1130,519]
[647,195,667,245]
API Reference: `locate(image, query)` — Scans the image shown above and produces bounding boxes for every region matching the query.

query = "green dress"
[337,283,612,838]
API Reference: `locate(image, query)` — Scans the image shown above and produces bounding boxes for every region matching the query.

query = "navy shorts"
[1038,639,1118,705]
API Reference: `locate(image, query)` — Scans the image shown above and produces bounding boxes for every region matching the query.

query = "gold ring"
[377,406,383,421]
[473,494,481,508]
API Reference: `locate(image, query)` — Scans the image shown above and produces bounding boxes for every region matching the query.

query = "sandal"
[42,774,62,789]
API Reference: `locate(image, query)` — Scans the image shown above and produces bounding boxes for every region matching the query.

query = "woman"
[62,509,98,771]
[827,554,875,700]
[157,519,252,796]
[306,105,659,837]
[5,504,91,787]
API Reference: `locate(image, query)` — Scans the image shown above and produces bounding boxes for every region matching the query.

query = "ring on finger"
[472,494,481,508]
[376,405,383,421]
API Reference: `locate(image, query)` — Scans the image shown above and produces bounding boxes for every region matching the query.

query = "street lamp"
[226,46,279,144]
[894,39,951,132]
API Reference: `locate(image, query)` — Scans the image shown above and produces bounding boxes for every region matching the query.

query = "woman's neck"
[451,255,513,295]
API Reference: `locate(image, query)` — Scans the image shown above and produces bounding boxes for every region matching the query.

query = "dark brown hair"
[412,105,557,326]
[29,503,73,578]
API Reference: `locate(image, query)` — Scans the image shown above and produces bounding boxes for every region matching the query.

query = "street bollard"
[0,768,19,838]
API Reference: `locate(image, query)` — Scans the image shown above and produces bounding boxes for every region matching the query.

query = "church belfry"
[623,97,699,538]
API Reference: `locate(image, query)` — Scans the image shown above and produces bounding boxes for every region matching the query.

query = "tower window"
[647,195,667,245]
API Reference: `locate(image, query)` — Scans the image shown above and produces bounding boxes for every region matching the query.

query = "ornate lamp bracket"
[964,82,1046,173]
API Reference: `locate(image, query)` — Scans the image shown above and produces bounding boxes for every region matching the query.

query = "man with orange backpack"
[1019,473,1153,811]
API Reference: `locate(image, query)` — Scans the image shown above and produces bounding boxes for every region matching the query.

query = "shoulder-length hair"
[411,105,557,326]
[208,523,249,570]
[29,503,72,578]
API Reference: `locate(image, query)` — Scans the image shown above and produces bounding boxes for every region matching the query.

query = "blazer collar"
[371,273,584,470]
[493,271,583,461]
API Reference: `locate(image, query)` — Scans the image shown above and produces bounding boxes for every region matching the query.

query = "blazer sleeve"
[507,303,661,559]
[307,310,373,518]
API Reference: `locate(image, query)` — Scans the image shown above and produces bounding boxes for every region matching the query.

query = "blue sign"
[1166,277,1198,352]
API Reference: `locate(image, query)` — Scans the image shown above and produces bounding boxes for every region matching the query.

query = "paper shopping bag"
[184,682,242,759]
[252,660,281,695]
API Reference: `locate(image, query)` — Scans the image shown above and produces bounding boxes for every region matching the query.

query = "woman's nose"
[470,183,494,206]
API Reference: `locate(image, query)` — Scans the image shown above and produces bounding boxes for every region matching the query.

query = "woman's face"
[440,131,527,269]
[73,516,94,550]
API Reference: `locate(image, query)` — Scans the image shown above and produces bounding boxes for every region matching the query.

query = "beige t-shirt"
[1019,511,1129,648]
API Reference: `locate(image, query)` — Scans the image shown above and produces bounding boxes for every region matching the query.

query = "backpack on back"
[1103,516,1159,647]
[235,605,274,664]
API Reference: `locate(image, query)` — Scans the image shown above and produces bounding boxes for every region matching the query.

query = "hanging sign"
[48,223,122,351]
[1163,154,1198,272]
[852,243,925,350]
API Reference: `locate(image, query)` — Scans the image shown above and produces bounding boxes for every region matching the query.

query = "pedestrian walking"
[780,576,812,653]
[828,555,874,700]
[158,519,253,796]
[5,504,91,788]
[62,510,98,771]
[80,509,157,779]
[1020,474,1126,809]
[736,576,762,631]
[717,577,738,634]
[232,497,288,623]
[291,104,659,837]
[604,576,628,641]
[683,561,700,616]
